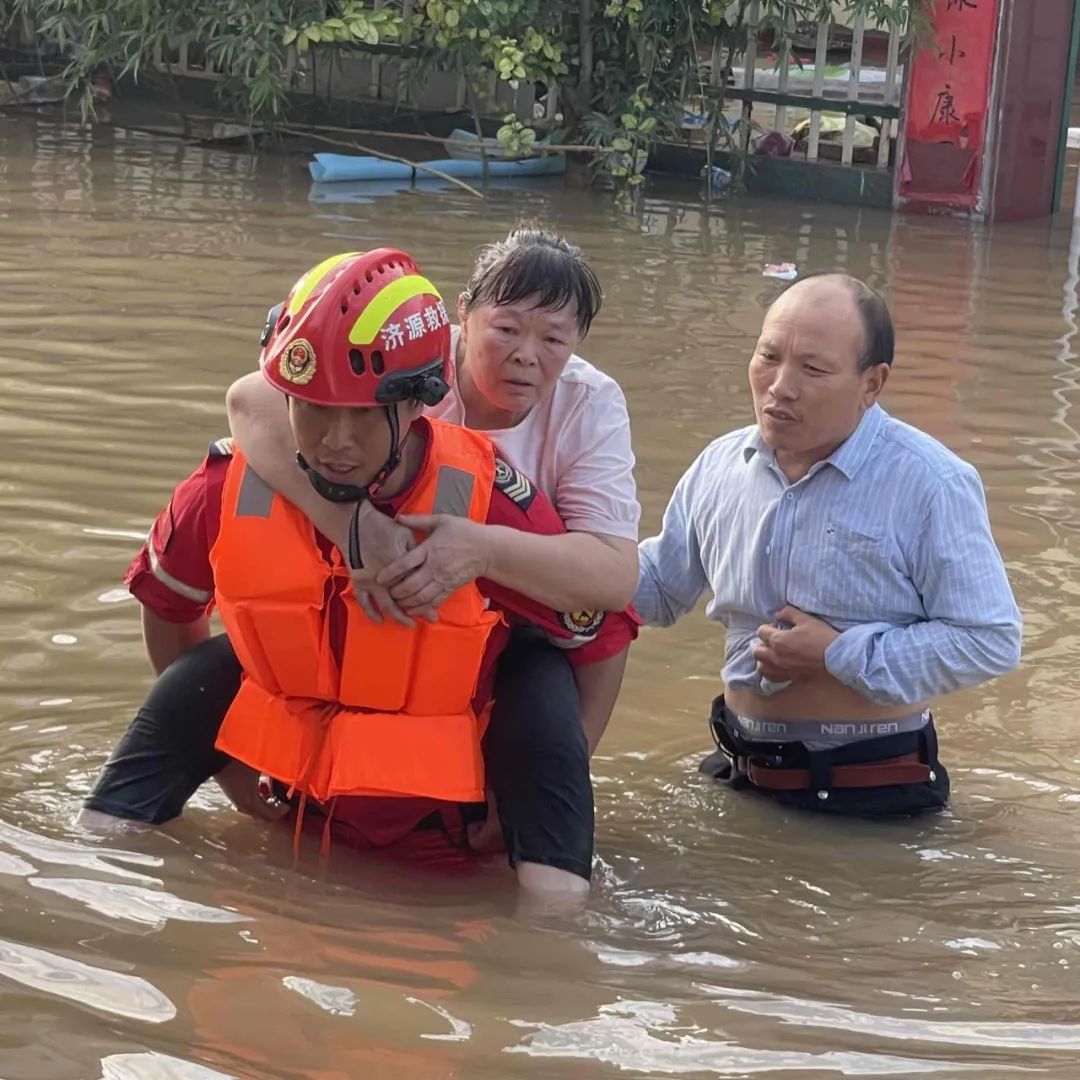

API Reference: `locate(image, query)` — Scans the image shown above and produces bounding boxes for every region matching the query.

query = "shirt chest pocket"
[814,522,895,620]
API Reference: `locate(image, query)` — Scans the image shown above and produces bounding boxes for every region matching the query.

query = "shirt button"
[785,492,795,501]
[765,544,772,555]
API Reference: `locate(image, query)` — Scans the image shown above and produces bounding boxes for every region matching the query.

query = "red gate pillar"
[896,0,1078,221]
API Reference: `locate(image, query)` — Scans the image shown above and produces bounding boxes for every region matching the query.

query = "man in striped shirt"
[635,273,1021,816]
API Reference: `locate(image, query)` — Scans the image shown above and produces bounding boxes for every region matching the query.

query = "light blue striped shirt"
[635,405,1022,706]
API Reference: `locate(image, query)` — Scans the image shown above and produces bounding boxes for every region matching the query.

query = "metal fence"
[708,1,906,169]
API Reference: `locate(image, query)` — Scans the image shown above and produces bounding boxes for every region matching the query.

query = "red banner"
[899,0,1000,207]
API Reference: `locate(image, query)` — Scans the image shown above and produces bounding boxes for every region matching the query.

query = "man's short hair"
[779,272,894,371]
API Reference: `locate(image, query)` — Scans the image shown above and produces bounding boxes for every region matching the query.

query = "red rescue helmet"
[260,249,452,409]
[258,249,453,513]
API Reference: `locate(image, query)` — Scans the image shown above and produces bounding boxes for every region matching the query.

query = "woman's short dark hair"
[781,271,894,371]
[460,223,602,338]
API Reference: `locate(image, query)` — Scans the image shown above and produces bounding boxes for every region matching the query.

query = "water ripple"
[505,999,986,1075]
[98,1053,236,1080]
[0,818,162,884]
[29,877,251,928]
[0,937,175,1023]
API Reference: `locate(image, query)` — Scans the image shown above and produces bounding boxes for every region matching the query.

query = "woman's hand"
[344,504,430,626]
[375,514,492,613]
[216,761,290,822]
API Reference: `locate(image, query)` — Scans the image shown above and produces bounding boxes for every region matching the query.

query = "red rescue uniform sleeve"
[123,449,230,624]
[477,459,641,666]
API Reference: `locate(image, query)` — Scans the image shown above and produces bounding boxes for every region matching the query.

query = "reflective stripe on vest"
[209,420,502,804]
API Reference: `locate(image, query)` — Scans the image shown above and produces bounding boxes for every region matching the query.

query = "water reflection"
[506,998,983,1075]
[29,878,250,929]
[98,1053,236,1080]
[0,937,175,1023]
[0,818,162,883]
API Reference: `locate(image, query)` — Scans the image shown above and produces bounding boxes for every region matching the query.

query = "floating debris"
[763,263,799,281]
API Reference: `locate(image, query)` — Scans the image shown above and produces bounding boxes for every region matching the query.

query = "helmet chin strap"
[296,403,406,570]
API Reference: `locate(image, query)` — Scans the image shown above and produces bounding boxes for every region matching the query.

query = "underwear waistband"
[725,708,930,751]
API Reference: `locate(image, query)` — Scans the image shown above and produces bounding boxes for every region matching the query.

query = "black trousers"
[84,630,594,879]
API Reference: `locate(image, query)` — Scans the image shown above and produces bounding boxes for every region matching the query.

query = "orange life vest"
[209,419,502,806]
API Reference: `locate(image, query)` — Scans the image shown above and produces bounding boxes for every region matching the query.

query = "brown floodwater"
[1,112,1080,1079]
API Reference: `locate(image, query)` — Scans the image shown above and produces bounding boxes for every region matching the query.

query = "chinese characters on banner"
[899,0,1000,207]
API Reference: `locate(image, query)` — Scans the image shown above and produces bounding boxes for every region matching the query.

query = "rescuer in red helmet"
[81,249,638,905]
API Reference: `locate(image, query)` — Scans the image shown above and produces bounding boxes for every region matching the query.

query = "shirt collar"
[741,427,769,464]
[741,403,886,481]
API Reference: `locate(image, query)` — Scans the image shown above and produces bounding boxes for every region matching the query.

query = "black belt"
[707,695,939,794]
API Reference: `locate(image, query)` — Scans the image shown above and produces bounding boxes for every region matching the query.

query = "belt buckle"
[759,746,789,768]
[709,712,786,769]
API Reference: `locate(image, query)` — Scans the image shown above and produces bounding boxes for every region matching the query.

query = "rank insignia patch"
[493,458,536,510]
[208,436,235,458]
